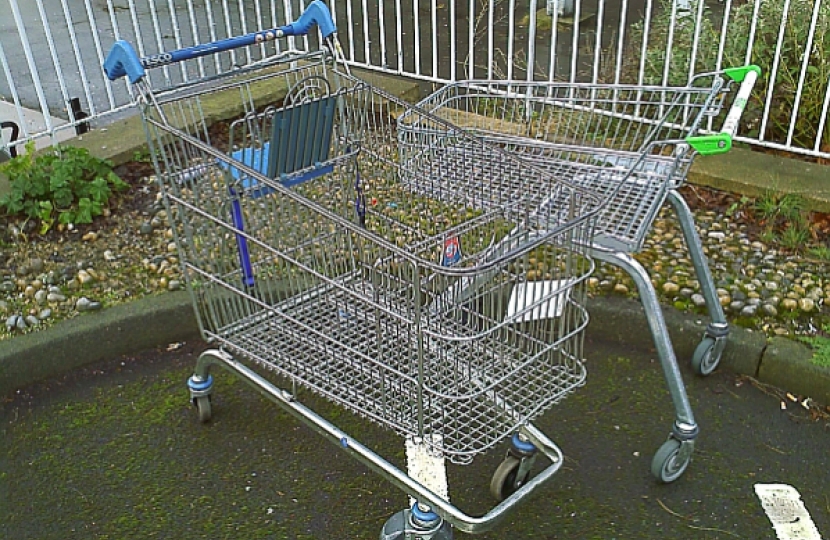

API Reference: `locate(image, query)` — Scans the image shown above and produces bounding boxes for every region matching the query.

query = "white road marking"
[406,435,449,508]
[755,484,823,540]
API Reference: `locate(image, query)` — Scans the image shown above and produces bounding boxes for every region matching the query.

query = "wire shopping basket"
[104,3,606,535]
[402,70,759,484]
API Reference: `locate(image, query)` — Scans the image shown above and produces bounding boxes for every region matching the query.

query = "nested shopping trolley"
[104,2,605,537]
[399,69,759,483]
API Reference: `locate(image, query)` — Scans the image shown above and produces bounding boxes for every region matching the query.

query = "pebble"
[25,315,39,327]
[104,250,117,262]
[5,315,18,331]
[35,289,47,305]
[691,294,707,308]
[38,309,52,320]
[740,305,758,317]
[30,258,44,273]
[82,232,98,242]
[781,298,799,311]
[47,292,67,303]
[77,270,94,285]
[798,297,815,313]
[168,280,182,291]
[76,297,103,312]
[662,282,680,295]
[613,283,629,295]
[761,304,778,317]
[139,222,154,235]
[1,281,15,293]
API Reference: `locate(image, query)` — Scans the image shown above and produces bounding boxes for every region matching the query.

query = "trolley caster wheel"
[380,505,453,540]
[490,456,531,502]
[691,336,724,376]
[651,438,692,484]
[193,396,212,423]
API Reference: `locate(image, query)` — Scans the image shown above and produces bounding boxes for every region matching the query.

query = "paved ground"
[2,332,828,539]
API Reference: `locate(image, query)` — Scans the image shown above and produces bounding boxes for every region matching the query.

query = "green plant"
[725,195,752,217]
[0,142,128,233]
[627,0,830,150]
[779,222,811,251]
[799,323,830,367]
[807,245,830,260]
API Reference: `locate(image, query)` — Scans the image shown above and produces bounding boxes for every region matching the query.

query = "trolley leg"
[590,248,697,483]
[667,190,729,376]
[380,503,453,540]
[187,350,223,423]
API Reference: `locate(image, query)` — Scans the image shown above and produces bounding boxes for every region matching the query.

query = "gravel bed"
[2,169,828,341]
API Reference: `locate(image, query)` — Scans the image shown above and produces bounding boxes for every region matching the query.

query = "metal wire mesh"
[403,79,732,252]
[138,54,595,462]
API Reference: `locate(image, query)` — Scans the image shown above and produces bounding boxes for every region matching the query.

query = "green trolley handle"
[687,65,761,156]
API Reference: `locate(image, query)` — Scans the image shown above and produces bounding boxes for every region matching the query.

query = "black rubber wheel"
[490,456,527,502]
[651,439,690,483]
[692,336,721,376]
[194,395,212,423]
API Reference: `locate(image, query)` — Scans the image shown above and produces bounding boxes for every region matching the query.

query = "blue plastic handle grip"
[103,0,337,83]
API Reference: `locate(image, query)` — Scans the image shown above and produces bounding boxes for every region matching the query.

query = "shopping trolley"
[400,70,759,483]
[104,3,603,537]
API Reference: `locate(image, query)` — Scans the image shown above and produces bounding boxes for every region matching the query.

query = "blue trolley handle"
[103,0,337,84]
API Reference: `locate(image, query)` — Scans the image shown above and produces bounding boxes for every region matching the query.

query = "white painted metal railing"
[1,0,828,160]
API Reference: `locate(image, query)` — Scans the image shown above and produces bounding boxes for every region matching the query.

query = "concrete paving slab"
[690,146,830,213]
[758,337,830,405]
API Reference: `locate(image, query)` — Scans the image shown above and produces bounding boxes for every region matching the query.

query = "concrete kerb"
[3,290,827,404]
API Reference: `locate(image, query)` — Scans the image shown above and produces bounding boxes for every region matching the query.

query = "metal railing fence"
[1,0,828,159]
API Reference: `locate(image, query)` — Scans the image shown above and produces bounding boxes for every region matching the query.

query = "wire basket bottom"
[203,278,587,461]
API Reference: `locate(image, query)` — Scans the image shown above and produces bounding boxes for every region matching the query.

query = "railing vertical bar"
[185,0,207,78]
[162,0,189,81]
[661,0,678,87]
[744,0,761,65]
[592,0,605,84]
[415,0,423,75]
[269,0,280,55]
[526,0,537,82]
[814,76,830,153]
[688,0,705,83]
[787,0,821,147]
[636,0,653,116]
[614,0,628,85]
[125,0,147,58]
[396,0,404,72]
[569,0,581,83]
[251,0,267,59]
[759,0,791,143]
[204,0,223,72]
[468,0,475,78]
[299,0,310,53]
[431,0,438,77]
[221,0,238,67]
[709,0,733,132]
[58,0,97,117]
[346,0,356,61]
[282,0,296,54]
[0,38,31,139]
[363,0,371,65]
[9,0,57,138]
[378,0,388,68]
[82,0,117,108]
[487,0,495,79]
[147,0,173,84]
[506,0,516,79]
[548,0,560,82]
[236,0,252,65]
[33,0,75,127]
[715,0,732,72]
[450,0,456,80]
